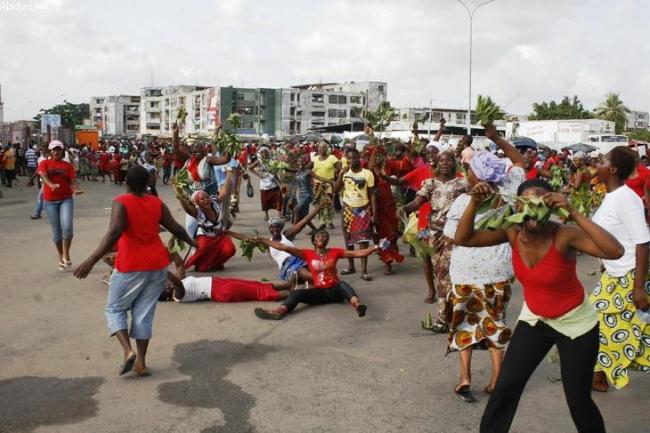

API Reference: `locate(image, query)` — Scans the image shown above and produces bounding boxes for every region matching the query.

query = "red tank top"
[114,194,170,272]
[512,231,584,318]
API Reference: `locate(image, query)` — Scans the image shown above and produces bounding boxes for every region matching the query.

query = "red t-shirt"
[38,159,76,201]
[114,194,170,272]
[384,157,415,178]
[301,248,346,289]
[625,165,648,198]
[526,167,539,181]
[403,166,433,230]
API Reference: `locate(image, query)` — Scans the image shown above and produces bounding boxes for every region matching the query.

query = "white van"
[587,134,629,154]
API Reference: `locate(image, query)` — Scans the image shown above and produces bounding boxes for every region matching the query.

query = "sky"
[1,0,649,121]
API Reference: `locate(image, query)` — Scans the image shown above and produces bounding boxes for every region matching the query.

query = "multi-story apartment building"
[394,106,477,126]
[626,110,649,130]
[284,81,387,135]
[139,85,210,136]
[90,95,141,136]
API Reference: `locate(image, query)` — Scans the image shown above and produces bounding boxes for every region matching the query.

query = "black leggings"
[480,320,604,433]
[282,281,357,312]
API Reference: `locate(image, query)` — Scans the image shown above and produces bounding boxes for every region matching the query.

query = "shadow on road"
[158,339,276,433]
[0,376,104,432]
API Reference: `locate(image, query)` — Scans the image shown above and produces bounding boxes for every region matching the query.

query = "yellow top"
[3,149,16,170]
[312,154,339,181]
[341,168,375,208]
[518,294,597,339]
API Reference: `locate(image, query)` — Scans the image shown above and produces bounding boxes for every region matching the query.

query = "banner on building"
[207,87,220,128]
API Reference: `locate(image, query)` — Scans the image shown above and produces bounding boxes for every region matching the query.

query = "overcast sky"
[1,0,649,121]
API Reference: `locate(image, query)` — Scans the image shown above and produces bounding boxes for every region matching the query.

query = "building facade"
[626,110,649,130]
[90,95,141,136]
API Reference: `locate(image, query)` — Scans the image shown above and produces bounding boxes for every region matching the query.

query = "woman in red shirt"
[251,229,379,320]
[455,179,623,433]
[73,165,197,377]
[38,140,83,270]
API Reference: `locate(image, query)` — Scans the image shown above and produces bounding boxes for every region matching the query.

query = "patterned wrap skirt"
[590,270,650,389]
[447,281,512,353]
[342,203,372,246]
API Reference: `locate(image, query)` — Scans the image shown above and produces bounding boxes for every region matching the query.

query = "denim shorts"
[105,267,167,340]
[279,255,308,281]
[44,197,74,242]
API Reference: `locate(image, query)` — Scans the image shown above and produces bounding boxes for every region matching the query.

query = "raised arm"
[254,237,305,259]
[544,193,623,260]
[432,118,445,142]
[175,188,198,218]
[454,183,510,247]
[484,124,524,168]
[284,203,323,240]
[217,168,234,202]
[73,201,127,278]
[206,153,230,166]
[160,203,198,248]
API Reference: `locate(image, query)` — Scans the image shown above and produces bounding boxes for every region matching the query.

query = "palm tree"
[594,93,630,134]
[366,101,395,136]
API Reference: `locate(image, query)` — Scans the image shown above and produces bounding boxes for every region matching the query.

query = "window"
[290,107,296,116]
[328,109,347,118]
[456,113,466,123]
[350,107,363,118]
[350,96,362,104]
[311,111,325,117]
[311,94,324,103]
[328,95,347,104]
[378,85,384,93]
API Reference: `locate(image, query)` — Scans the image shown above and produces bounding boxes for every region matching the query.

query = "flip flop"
[254,308,284,321]
[454,385,477,403]
[340,269,356,275]
[360,274,373,281]
[430,321,448,334]
[119,354,136,375]
[356,304,367,317]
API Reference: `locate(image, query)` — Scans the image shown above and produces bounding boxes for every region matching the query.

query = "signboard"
[207,87,220,128]
[41,113,61,131]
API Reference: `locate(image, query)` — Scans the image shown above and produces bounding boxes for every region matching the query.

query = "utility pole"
[456,0,496,135]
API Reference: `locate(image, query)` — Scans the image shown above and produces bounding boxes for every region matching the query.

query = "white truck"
[506,119,626,152]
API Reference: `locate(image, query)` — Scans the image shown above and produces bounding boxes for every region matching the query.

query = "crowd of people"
[7,117,647,433]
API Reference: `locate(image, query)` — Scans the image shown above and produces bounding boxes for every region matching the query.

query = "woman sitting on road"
[249,229,378,320]
[455,178,623,433]
[175,168,236,272]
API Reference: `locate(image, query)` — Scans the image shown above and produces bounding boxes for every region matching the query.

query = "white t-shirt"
[175,276,212,303]
[269,234,294,269]
[591,185,650,277]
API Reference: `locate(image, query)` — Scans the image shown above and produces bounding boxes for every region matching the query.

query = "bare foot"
[133,361,151,377]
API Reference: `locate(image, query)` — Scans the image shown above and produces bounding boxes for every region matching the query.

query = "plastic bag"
[246,180,254,198]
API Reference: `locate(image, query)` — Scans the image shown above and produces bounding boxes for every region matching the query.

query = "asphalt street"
[0,178,647,433]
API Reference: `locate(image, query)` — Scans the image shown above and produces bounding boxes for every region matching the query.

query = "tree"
[628,129,650,143]
[33,101,90,131]
[528,95,591,120]
[366,101,395,134]
[594,93,630,134]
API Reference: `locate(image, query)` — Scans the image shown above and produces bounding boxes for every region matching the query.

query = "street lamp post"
[456,0,495,135]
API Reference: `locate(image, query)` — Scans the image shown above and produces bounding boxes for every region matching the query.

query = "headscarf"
[268,216,285,227]
[191,190,208,206]
[468,150,507,183]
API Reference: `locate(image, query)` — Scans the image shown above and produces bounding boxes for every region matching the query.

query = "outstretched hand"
[484,124,498,141]
[73,259,95,279]
[469,182,496,204]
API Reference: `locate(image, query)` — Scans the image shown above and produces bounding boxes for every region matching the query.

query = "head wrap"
[191,190,207,206]
[573,151,586,160]
[268,216,285,227]
[468,151,507,183]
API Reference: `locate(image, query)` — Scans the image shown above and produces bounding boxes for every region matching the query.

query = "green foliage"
[33,101,90,130]
[475,95,504,126]
[529,95,591,120]
[628,129,650,142]
[594,92,630,134]
[366,101,395,132]
[239,230,269,261]
[474,195,570,230]
[227,112,242,129]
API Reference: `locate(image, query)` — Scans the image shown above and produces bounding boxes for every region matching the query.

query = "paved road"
[0,178,647,433]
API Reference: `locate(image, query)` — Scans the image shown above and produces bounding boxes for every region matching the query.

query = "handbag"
[246,179,254,198]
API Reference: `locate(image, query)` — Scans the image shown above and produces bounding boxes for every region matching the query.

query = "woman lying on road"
[247,229,379,320]
[160,272,296,303]
[455,179,623,433]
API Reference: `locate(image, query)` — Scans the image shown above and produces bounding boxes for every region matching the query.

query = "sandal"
[360,274,373,281]
[58,260,68,271]
[119,354,137,376]
[254,308,284,321]
[454,384,477,403]
[430,321,448,334]
[341,268,356,275]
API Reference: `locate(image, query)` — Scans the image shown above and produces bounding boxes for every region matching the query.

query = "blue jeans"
[34,187,44,217]
[44,198,74,242]
[105,268,167,339]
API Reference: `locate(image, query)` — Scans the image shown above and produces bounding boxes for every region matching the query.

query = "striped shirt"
[25,149,38,167]
[174,276,212,303]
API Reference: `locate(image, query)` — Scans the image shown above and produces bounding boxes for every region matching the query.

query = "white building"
[394,106,475,126]
[505,119,616,150]
[90,95,141,136]
[283,81,387,135]
[626,110,649,130]
[139,85,212,136]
